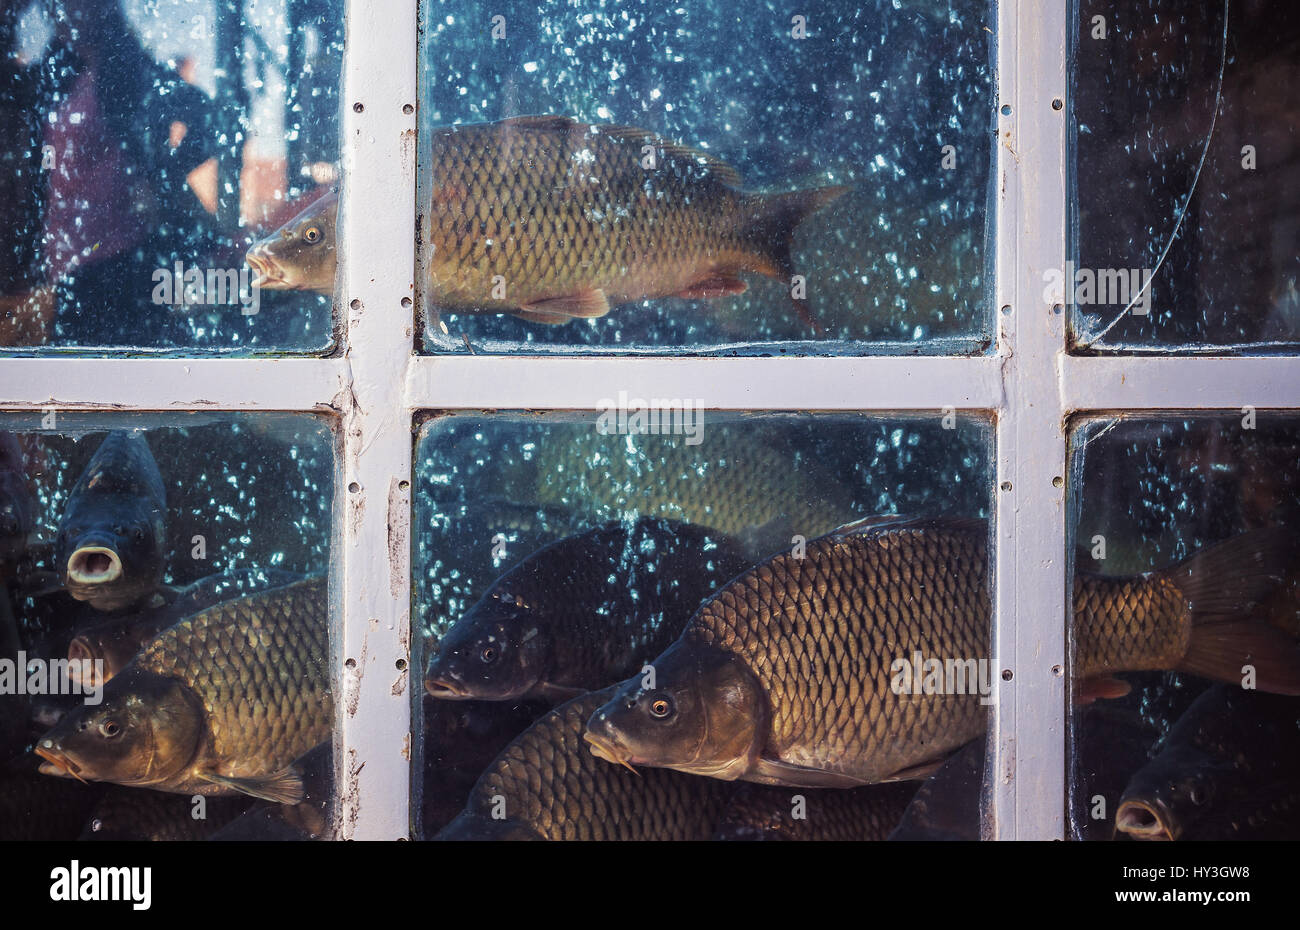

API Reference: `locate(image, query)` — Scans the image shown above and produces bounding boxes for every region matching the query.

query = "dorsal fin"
[826,515,988,542]
[596,123,744,187]
[495,114,581,133]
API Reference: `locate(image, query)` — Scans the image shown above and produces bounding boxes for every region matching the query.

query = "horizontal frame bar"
[0,358,350,410]
[4,355,1298,415]
[1062,355,1300,411]
[405,356,1005,410]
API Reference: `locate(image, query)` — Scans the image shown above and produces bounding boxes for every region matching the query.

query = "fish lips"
[424,675,474,700]
[66,636,107,688]
[245,245,288,289]
[1115,797,1182,841]
[34,740,89,783]
[423,671,534,702]
[65,543,124,589]
[582,712,639,767]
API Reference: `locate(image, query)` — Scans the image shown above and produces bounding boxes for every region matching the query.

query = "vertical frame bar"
[990,0,1070,839]
[335,0,418,839]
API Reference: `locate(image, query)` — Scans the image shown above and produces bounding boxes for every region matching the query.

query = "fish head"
[583,640,766,781]
[1115,747,1223,841]
[34,667,204,789]
[57,503,165,611]
[66,618,152,688]
[57,432,167,611]
[424,590,553,701]
[245,191,338,293]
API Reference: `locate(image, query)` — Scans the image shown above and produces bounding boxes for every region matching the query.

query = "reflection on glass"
[1068,415,1300,840]
[1072,0,1300,351]
[413,412,992,839]
[0,413,335,840]
[417,0,992,354]
[0,0,341,353]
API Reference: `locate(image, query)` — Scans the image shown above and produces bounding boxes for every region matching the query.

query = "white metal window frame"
[2,0,1298,840]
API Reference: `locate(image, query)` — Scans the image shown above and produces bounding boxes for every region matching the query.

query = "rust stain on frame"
[387,476,409,598]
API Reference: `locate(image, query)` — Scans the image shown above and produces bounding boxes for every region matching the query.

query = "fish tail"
[1168,527,1300,695]
[742,185,850,335]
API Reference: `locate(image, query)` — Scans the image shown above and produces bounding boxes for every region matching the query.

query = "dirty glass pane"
[1067,415,1300,840]
[0,413,336,840]
[1071,0,1300,352]
[0,0,341,354]
[417,0,992,355]
[413,412,993,840]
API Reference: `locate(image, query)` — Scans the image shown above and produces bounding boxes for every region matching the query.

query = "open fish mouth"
[66,637,103,687]
[35,744,88,784]
[1115,799,1179,841]
[67,546,122,586]
[244,248,286,289]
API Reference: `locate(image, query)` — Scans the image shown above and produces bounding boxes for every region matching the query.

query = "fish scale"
[1074,575,1188,675]
[587,519,1298,790]
[438,689,734,841]
[135,576,331,781]
[424,115,838,318]
[529,428,855,548]
[689,525,989,783]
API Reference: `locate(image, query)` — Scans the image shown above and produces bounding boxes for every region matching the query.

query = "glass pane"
[1071,0,1300,352]
[0,0,341,354]
[1067,415,1300,840]
[0,413,336,840]
[414,412,994,839]
[417,0,992,355]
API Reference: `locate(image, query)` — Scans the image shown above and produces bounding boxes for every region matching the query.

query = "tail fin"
[743,185,850,335]
[1169,528,1300,694]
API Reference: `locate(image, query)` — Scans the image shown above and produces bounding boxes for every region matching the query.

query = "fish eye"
[1189,784,1207,806]
[648,695,674,719]
[479,645,498,664]
[303,226,321,244]
[99,719,122,738]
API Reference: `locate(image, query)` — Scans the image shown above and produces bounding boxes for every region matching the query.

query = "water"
[417,0,992,353]
[1067,415,1300,840]
[1072,0,1300,352]
[413,412,993,838]
[0,0,340,354]
[0,412,335,840]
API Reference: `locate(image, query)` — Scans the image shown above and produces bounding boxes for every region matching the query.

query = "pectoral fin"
[518,289,610,320]
[199,767,305,804]
[882,750,965,783]
[1075,676,1132,705]
[750,756,869,788]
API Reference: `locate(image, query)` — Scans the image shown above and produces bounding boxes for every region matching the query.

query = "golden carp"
[35,576,331,804]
